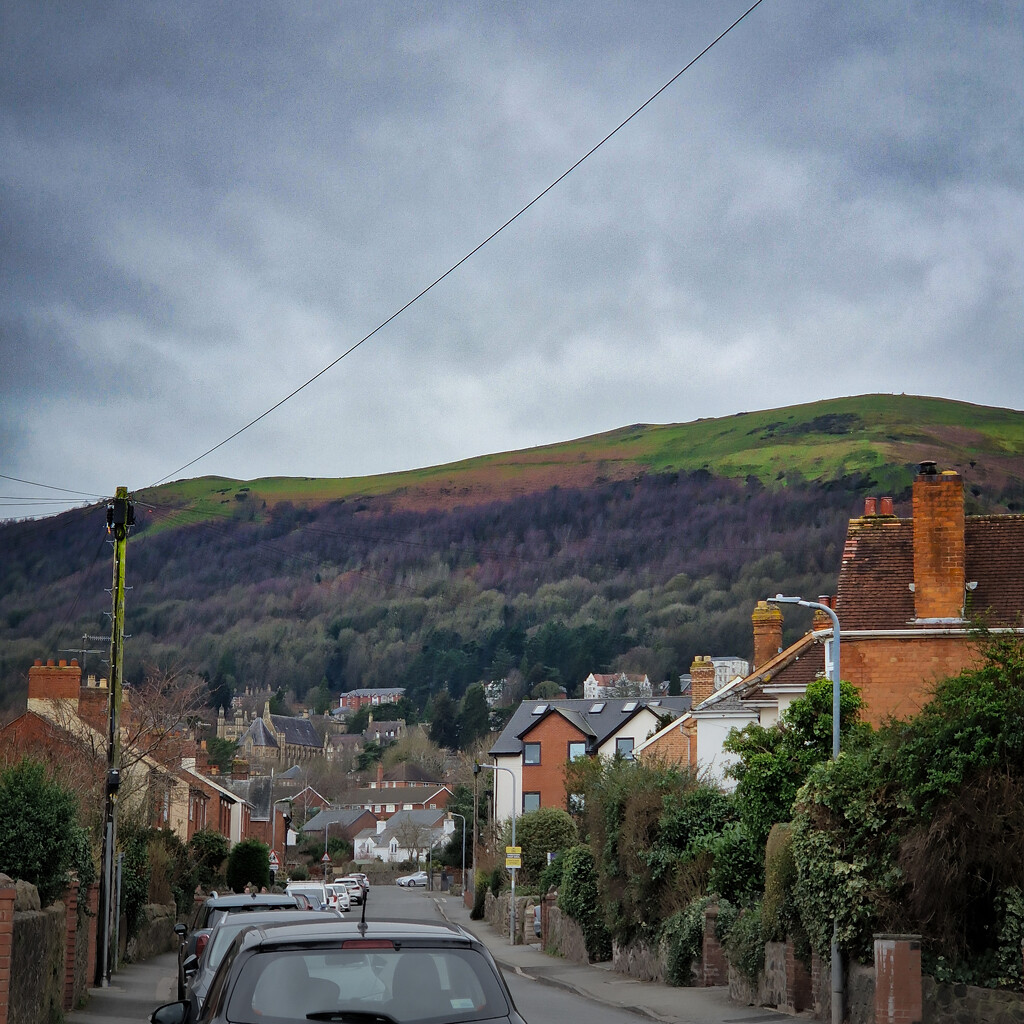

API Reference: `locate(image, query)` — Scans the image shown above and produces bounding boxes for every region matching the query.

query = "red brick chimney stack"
[690,656,716,707]
[28,658,82,701]
[812,596,833,631]
[751,601,784,671]
[912,463,965,620]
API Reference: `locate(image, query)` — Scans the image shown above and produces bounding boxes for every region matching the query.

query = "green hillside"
[139,394,1024,517]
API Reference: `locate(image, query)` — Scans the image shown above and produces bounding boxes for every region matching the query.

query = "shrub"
[722,903,765,983]
[288,864,309,882]
[762,823,798,942]
[558,845,611,962]
[661,895,737,986]
[119,822,152,934]
[226,838,271,892]
[488,866,505,896]
[0,758,84,906]
[707,823,763,905]
[538,850,565,894]
[189,828,230,892]
[470,871,488,920]
[510,807,577,882]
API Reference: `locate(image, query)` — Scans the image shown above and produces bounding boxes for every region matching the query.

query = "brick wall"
[841,636,979,726]
[874,934,922,1024]
[520,713,587,811]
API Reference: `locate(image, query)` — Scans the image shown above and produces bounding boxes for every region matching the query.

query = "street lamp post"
[769,594,842,1024]
[447,811,466,896]
[324,819,335,879]
[474,762,517,945]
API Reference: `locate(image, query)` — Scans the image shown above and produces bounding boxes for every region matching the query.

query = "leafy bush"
[722,903,765,983]
[762,823,798,942]
[565,756,725,945]
[119,822,152,934]
[0,758,85,906]
[189,828,229,892]
[488,866,505,896]
[557,845,610,962]
[538,850,564,894]
[288,864,309,882]
[707,823,763,905]
[470,871,488,920]
[226,838,270,892]
[509,807,577,882]
[661,895,737,986]
[151,829,197,917]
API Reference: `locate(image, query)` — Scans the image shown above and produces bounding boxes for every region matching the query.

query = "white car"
[396,871,428,887]
[335,876,364,905]
[285,881,349,912]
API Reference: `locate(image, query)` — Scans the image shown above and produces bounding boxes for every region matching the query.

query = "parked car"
[151,917,528,1024]
[396,870,429,887]
[184,909,338,1017]
[285,880,349,912]
[349,871,370,891]
[174,893,300,1000]
[334,876,364,905]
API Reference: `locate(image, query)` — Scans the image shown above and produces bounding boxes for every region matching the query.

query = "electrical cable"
[149,0,765,489]
[0,473,107,498]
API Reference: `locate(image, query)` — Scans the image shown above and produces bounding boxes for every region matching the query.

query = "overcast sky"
[2,1,1021,521]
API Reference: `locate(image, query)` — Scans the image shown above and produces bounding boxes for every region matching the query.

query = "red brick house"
[640,464,1024,784]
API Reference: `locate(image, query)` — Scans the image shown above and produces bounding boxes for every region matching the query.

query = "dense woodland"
[1,468,886,714]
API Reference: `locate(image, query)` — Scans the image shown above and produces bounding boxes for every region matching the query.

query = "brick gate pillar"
[0,874,16,1024]
[874,933,922,1024]
[63,875,80,1010]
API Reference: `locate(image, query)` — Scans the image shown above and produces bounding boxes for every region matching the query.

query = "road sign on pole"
[269,851,280,870]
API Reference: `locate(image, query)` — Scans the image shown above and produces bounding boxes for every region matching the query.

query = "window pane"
[568,742,585,760]
[524,743,541,765]
[616,737,634,760]
[523,793,541,812]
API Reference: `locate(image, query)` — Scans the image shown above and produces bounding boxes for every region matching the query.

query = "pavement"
[62,894,796,1024]
[429,889,797,1024]
[65,951,179,1023]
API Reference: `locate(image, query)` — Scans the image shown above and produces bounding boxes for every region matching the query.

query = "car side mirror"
[150,1001,190,1024]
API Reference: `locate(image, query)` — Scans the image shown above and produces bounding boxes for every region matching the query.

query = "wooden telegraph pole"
[97,486,133,985]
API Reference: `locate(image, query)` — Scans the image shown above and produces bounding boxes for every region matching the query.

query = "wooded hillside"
[2,394,1023,714]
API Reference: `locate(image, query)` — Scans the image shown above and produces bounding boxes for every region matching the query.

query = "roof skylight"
[589,702,606,713]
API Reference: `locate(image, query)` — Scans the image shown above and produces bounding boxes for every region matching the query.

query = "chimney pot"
[919,461,938,476]
[864,497,877,516]
[880,496,894,515]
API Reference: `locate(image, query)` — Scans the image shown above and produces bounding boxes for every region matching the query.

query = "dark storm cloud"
[1,1,1021,519]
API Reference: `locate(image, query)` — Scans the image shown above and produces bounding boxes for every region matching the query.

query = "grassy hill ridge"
[140,394,1024,519]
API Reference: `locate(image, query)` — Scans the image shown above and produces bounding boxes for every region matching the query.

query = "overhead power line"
[149,0,765,490]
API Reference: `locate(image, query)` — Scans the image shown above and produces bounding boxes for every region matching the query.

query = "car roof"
[206,894,298,908]
[237,918,478,954]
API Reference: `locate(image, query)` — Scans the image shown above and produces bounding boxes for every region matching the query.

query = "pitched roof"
[301,807,375,832]
[835,513,1024,630]
[343,784,452,806]
[269,714,322,748]
[240,717,279,749]
[490,697,689,757]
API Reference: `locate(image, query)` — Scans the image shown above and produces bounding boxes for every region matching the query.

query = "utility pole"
[97,487,133,985]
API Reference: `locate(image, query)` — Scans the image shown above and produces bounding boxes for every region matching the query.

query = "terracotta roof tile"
[835,513,1024,630]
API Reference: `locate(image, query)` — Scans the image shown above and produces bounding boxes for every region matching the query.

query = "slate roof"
[269,714,322,748]
[835,513,1024,630]
[343,784,452,806]
[489,697,689,757]
[220,775,275,819]
[240,717,279,749]
[301,807,375,832]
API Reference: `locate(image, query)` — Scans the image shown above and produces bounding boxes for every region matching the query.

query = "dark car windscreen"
[228,946,510,1023]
